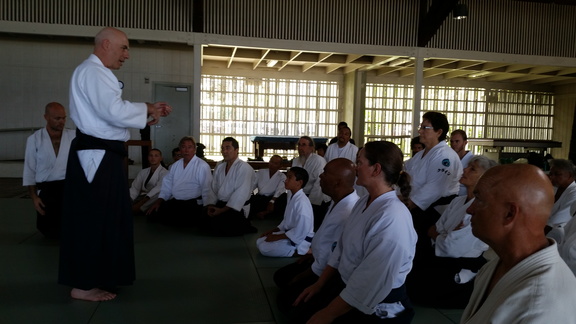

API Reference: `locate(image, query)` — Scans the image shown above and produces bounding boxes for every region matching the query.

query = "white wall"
[0,37,196,162]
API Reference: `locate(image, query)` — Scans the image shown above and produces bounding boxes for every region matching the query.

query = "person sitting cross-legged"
[257,167,314,257]
[146,136,212,226]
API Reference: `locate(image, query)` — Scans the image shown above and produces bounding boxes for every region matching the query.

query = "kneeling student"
[257,167,314,257]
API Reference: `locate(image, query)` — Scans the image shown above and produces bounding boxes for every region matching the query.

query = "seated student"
[129,148,168,215]
[249,154,287,219]
[316,143,328,158]
[168,146,181,170]
[146,136,212,226]
[546,159,576,241]
[559,209,576,276]
[288,141,417,324]
[324,126,358,163]
[274,158,360,311]
[202,137,257,236]
[461,164,576,323]
[407,155,497,308]
[257,167,314,257]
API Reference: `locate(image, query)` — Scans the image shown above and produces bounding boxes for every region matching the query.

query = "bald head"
[468,164,553,256]
[93,27,130,70]
[320,158,356,200]
[44,102,66,133]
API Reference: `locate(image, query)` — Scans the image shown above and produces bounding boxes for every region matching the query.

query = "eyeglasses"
[419,125,434,130]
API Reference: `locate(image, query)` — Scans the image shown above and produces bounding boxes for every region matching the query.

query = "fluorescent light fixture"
[266,60,278,67]
[453,3,468,20]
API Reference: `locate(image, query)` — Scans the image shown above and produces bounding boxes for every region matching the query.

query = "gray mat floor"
[0,178,462,324]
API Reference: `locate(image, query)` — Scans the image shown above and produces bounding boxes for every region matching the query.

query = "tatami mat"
[0,178,461,324]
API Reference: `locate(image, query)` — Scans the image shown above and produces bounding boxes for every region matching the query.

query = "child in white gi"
[257,167,314,257]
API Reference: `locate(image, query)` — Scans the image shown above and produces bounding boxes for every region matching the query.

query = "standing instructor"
[58,27,171,301]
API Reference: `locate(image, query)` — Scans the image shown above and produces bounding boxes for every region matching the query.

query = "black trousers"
[147,198,202,227]
[36,180,65,239]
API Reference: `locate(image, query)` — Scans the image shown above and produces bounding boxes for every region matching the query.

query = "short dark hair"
[451,129,468,141]
[338,121,348,127]
[550,159,576,178]
[410,136,424,149]
[423,111,449,142]
[222,137,239,149]
[288,166,309,188]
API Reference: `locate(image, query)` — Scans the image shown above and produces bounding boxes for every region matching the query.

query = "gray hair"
[468,155,498,172]
[550,159,576,177]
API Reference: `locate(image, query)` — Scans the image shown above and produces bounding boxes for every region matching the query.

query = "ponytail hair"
[363,141,412,202]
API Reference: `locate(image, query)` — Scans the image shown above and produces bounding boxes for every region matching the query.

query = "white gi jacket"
[559,216,576,276]
[207,158,255,212]
[159,156,212,204]
[253,168,286,198]
[129,166,169,207]
[461,240,576,324]
[278,189,315,255]
[69,54,147,180]
[548,181,576,227]
[324,142,359,163]
[434,196,488,258]
[23,128,76,185]
[405,141,462,210]
[328,191,417,315]
[311,190,360,276]
[292,153,329,205]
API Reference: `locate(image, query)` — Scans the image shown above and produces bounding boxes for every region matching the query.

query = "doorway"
[152,83,192,164]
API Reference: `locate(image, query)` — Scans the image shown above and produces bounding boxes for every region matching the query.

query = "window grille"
[201,75,340,160]
[365,84,554,159]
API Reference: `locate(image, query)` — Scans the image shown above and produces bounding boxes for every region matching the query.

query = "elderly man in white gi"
[292,136,330,229]
[461,164,576,324]
[58,27,171,302]
[23,102,75,239]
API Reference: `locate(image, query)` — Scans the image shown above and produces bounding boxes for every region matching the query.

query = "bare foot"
[70,288,117,301]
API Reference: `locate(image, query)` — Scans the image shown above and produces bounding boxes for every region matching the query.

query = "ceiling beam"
[278,51,302,71]
[227,47,237,68]
[253,49,270,70]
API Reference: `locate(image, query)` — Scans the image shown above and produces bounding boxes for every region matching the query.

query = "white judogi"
[328,191,417,315]
[129,166,169,211]
[461,240,576,324]
[548,181,576,227]
[253,168,286,198]
[257,189,314,257]
[559,216,576,276]
[159,156,212,204]
[405,141,462,210]
[292,153,329,205]
[310,190,360,276]
[70,54,147,181]
[324,142,359,163]
[23,128,76,186]
[433,196,488,258]
[458,151,474,196]
[207,158,255,213]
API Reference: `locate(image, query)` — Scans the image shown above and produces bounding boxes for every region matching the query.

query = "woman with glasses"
[404,111,463,240]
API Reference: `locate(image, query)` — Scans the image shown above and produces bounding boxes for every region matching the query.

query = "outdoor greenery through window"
[200,75,340,160]
[365,84,554,159]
